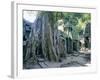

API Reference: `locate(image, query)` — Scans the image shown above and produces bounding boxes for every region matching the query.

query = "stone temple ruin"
[23,12,91,69]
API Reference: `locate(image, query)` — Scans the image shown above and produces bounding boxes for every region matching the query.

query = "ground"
[23,50,91,69]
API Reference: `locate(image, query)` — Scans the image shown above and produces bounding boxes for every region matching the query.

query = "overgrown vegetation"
[23,11,91,68]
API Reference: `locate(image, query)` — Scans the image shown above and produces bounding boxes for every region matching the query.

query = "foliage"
[23,11,91,64]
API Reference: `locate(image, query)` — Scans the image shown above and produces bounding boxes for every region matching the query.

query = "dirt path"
[24,51,91,69]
